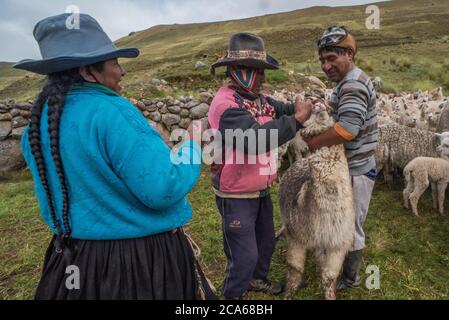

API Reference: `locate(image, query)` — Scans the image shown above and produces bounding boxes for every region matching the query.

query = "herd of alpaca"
[275,87,449,300]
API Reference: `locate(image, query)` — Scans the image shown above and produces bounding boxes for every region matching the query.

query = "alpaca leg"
[431,182,438,210]
[316,248,347,300]
[382,159,388,184]
[284,243,306,300]
[403,175,414,209]
[384,161,393,186]
[287,147,295,166]
[437,182,448,216]
[409,173,429,217]
[275,226,285,241]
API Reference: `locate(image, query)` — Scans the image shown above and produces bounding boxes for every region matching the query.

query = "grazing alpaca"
[279,104,355,300]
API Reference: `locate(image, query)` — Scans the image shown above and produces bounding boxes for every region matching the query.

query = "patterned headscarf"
[228,66,258,92]
[317,26,357,54]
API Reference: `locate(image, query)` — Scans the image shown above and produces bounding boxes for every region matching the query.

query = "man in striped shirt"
[305,26,378,291]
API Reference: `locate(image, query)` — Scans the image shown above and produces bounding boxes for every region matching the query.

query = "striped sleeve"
[335,80,369,140]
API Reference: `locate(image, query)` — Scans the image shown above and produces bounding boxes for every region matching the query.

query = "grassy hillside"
[0,63,42,102]
[2,0,449,101]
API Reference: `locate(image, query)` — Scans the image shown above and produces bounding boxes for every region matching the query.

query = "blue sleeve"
[102,99,201,211]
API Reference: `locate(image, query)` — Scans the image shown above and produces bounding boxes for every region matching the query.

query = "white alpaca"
[279,104,355,300]
[403,137,449,216]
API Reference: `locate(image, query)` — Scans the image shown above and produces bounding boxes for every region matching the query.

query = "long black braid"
[28,62,105,241]
[29,84,65,238]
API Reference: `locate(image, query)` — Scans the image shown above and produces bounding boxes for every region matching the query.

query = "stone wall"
[129,89,213,132]
[0,99,32,173]
[0,89,215,173]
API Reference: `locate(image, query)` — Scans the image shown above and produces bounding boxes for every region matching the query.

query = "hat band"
[227,50,267,61]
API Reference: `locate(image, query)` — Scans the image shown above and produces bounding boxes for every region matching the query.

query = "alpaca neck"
[309,144,346,180]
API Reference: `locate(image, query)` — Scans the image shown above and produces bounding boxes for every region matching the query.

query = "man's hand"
[303,127,348,153]
[302,135,316,152]
[294,97,313,124]
[304,136,320,153]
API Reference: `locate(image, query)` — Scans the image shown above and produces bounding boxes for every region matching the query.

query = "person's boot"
[222,295,244,300]
[248,278,283,295]
[336,250,363,291]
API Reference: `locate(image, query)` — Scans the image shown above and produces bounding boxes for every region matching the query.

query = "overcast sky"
[0,0,385,62]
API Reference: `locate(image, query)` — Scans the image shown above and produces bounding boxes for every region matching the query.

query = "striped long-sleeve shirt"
[329,66,378,176]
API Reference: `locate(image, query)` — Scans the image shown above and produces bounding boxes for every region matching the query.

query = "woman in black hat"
[208,32,312,299]
[14,13,215,300]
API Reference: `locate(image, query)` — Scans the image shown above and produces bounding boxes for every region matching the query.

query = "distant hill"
[2,0,449,101]
[0,62,43,102]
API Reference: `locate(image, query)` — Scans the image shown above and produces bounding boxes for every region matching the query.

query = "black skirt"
[35,230,217,300]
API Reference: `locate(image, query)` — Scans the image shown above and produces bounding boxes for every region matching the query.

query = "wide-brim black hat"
[13,13,139,75]
[210,32,279,74]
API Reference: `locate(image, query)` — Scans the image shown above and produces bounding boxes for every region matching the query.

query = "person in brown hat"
[208,32,312,299]
[305,26,378,291]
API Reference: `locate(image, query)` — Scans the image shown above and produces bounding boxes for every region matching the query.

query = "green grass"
[0,171,51,299]
[1,167,449,300]
[265,69,290,84]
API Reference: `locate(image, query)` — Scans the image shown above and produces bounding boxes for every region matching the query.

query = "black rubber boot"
[248,278,283,295]
[223,295,244,300]
[337,250,363,291]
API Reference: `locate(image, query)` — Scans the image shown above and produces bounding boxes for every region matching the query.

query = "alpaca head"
[425,103,441,126]
[436,132,449,158]
[300,100,334,138]
[400,111,417,128]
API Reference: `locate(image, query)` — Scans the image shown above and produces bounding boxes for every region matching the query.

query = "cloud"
[0,0,386,62]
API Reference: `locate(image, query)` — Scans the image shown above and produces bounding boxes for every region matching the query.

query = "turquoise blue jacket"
[21,83,201,240]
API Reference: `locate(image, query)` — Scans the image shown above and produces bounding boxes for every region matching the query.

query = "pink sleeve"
[207,87,239,130]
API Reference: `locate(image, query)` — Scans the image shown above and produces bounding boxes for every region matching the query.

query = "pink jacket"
[208,86,279,193]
